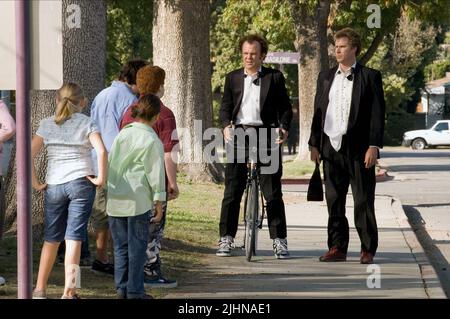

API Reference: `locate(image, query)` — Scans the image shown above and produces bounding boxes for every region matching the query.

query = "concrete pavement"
[377,146,450,297]
[164,187,446,298]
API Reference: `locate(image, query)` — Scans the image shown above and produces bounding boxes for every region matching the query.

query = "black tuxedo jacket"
[308,63,386,159]
[219,66,293,131]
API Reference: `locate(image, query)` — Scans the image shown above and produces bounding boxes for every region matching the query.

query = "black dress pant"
[219,127,287,239]
[322,134,378,255]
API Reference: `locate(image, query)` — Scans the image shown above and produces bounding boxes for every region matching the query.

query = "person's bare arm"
[165,152,179,200]
[31,135,47,191]
[87,132,107,187]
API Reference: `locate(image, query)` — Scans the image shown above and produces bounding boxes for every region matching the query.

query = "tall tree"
[4,0,107,237]
[288,0,330,160]
[153,0,222,182]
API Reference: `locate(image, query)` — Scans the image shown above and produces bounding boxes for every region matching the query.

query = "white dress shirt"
[324,63,356,151]
[235,68,263,126]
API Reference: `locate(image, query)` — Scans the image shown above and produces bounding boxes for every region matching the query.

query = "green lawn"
[282,159,316,178]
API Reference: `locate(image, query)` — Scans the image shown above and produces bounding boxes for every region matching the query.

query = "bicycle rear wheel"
[245,179,259,262]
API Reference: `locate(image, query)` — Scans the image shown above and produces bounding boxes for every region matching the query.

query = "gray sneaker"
[216,236,234,257]
[273,238,290,259]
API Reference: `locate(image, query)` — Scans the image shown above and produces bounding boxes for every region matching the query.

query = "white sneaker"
[0,276,5,286]
[273,238,290,259]
[216,236,234,257]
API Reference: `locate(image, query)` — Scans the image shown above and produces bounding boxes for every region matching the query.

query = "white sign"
[0,0,63,90]
[264,52,300,65]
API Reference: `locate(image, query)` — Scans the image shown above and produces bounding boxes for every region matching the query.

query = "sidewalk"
[164,187,446,298]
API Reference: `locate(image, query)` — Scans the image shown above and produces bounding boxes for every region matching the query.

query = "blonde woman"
[32,83,107,299]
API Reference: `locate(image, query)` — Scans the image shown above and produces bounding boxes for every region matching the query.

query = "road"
[377,146,450,297]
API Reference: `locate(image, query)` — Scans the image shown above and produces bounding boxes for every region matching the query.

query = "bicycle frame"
[243,160,267,260]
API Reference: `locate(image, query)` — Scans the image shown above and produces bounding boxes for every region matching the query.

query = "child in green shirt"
[107,94,165,299]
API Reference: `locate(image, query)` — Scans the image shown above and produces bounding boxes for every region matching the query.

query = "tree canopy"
[106,0,153,84]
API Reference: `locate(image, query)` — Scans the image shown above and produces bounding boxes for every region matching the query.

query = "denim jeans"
[109,211,149,299]
[44,177,96,242]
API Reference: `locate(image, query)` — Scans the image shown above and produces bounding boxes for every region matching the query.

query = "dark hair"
[238,34,268,56]
[131,94,161,122]
[118,59,149,85]
[334,28,362,56]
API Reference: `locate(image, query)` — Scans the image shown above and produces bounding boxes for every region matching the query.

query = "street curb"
[390,196,447,298]
[281,178,310,185]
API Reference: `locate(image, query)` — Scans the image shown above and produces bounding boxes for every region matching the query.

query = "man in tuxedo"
[217,34,293,259]
[309,28,386,264]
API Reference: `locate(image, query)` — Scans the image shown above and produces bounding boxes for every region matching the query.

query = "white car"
[403,120,450,150]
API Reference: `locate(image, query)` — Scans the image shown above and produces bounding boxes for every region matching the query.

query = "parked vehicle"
[403,120,450,150]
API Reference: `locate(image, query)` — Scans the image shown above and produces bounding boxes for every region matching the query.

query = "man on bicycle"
[217,34,293,259]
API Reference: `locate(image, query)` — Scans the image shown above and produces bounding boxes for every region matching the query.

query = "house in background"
[417,72,450,128]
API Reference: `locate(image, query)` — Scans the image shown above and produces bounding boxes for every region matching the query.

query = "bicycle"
[242,128,283,262]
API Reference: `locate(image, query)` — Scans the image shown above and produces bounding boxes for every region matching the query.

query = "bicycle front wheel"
[245,179,259,262]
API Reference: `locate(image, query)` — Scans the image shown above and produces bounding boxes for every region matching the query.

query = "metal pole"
[15,0,32,299]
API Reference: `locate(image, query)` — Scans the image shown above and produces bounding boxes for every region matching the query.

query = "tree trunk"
[4,0,106,238]
[288,0,330,160]
[152,0,223,183]
[62,0,106,109]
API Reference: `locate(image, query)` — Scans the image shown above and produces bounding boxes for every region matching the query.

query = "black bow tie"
[337,68,354,81]
[244,71,262,86]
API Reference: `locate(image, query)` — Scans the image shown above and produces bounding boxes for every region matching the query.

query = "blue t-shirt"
[90,81,137,152]
[90,81,137,173]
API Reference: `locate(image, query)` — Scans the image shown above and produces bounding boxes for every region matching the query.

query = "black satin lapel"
[260,69,270,111]
[348,66,362,130]
[234,70,245,114]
